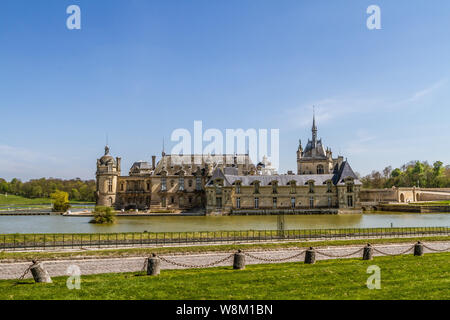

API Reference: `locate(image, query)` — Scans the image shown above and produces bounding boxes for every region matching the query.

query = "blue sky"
[1,0,449,181]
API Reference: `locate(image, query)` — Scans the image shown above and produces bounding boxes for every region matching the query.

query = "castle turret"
[96,145,121,207]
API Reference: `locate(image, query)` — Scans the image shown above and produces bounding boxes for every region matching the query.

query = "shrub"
[51,190,71,212]
[90,206,116,224]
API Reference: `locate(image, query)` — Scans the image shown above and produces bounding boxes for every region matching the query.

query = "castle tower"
[96,145,121,207]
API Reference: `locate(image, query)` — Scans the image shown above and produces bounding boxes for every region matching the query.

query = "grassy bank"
[0,236,447,262]
[0,194,94,206]
[1,252,448,300]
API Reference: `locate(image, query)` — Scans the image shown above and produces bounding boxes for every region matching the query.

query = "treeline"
[361,160,450,189]
[0,178,96,202]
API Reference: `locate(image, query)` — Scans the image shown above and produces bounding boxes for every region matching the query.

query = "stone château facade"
[96,115,362,214]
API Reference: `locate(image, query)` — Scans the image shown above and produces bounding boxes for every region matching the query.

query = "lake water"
[0,213,448,234]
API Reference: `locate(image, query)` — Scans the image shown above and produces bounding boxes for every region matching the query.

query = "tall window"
[327,181,332,193]
[347,195,353,207]
[146,182,151,191]
[254,197,259,209]
[290,181,296,194]
[215,181,223,195]
[347,183,354,193]
[108,179,113,192]
[236,197,241,209]
[216,197,222,208]
[328,196,332,208]
[179,177,185,191]
[236,182,241,194]
[309,197,314,208]
[196,176,202,191]
[161,177,167,191]
[273,197,277,209]
[161,197,166,207]
[120,183,124,192]
[309,181,315,194]
[317,165,324,174]
[291,197,296,208]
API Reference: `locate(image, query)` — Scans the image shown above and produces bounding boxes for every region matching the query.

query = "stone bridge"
[361,187,450,203]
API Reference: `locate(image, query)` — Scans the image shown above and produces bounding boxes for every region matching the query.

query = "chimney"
[116,157,121,173]
[152,155,156,170]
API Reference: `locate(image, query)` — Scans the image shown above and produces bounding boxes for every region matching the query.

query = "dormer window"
[253,181,260,194]
[309,181,315,193]
[290,181,296,194]
[235,182,241,194]
[347,183,354,193]
[327,181,332,193]
[272,182,278,194]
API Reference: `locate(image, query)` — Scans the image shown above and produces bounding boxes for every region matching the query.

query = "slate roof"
[130,162,152,170]
[206,161,361,187]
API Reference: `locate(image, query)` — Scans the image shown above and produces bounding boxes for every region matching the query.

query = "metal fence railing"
[1,226,448,251]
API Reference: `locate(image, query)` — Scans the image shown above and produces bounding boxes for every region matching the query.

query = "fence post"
[30,260,52,283]
[414,241,424,256]
[305,247,316,264]
[147,254,161,276]
[233,250,246,270]
[363,244,373,260]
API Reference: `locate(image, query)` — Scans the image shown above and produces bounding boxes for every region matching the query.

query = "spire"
[312,106,318,146]
[162,138,166,157]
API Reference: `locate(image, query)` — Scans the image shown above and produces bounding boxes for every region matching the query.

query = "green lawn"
[0,194,94,207]
[1,253,448,300]
[0,195,52,205]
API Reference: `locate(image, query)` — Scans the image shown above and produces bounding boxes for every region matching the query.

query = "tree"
[51,190,71,212]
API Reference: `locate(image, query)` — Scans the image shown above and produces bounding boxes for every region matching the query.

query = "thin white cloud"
[283,78,448,129]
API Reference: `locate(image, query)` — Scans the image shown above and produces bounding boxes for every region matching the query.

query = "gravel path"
[0,241,448,280]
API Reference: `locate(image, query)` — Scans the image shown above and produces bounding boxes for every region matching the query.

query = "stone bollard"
[304,247,316,264]
[147,254,161,276]
[30,260,52,283]
[363,244,373,260]
[414,241,424,256]
[233,250,246,270]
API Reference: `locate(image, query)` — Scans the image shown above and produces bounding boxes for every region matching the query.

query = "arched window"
[317,165,324,174]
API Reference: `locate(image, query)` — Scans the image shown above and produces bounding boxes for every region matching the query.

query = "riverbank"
[376,203,450,213]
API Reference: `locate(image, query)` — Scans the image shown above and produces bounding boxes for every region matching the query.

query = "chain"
[422,244,450,252]
[243,250,306,262]
[372,245,415,256]
[159,254,234,268]
[315,248,364,258]
[141,258,148,272]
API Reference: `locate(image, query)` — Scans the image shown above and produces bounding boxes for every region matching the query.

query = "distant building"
[96,114,361,214]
